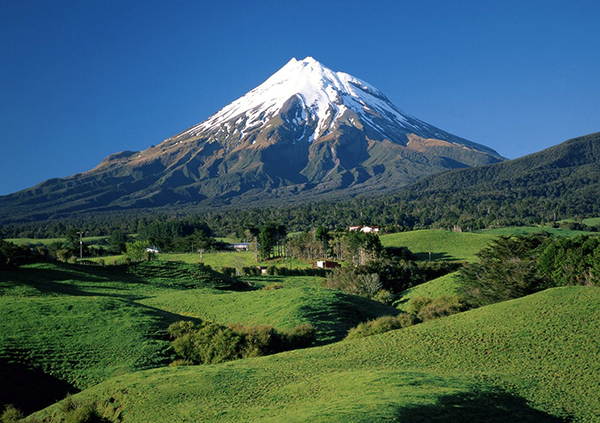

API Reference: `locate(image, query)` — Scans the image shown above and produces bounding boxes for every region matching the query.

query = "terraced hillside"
[32,286,600,422]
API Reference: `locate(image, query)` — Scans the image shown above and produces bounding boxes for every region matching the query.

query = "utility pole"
[77,231,84,261]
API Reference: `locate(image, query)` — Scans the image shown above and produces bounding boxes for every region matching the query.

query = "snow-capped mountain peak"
[181,56,419,144]
[0,56,505,217]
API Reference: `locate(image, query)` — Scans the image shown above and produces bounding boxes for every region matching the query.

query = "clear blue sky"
[1,0,599,195]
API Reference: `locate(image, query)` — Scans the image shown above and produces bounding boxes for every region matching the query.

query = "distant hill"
[393,131,600,226]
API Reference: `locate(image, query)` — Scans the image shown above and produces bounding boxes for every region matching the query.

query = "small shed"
[314,260,341,269]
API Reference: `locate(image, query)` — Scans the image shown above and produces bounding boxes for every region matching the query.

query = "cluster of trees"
[0,228,91,267]
[136,218,221,253]
[168,320,316,365]
[287,228,383,265]
[0,239,36,269]
[458,233,600,307]
[322,235,458,305]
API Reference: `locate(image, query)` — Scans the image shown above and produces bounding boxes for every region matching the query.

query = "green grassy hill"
[33,286,600,422]
[380,230,496,262]
[474,226,597,237]
[394,272,460,312]
[140,280,396,345]
[0,261,396,415]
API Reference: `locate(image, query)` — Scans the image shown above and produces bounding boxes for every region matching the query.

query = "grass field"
[394,272,461,312]
[582,217,600,226]
[32,286,600,422]
[5,236,107,246]
[89,251,313,269]
[381,227,598,262]
[157,252,313,269]
[380,230,497,262]
[474,226,598,237]
[0,261,396,415]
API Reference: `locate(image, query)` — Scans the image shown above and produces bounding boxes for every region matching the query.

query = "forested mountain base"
[1,133,599,239]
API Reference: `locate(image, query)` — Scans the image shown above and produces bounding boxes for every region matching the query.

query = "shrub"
[220,266,237,277]
[232,324,281,357]
[59,394,107,423]
[282,323,316,349]
[169,320,316,364]
[168,320,198,339]
[172,322,244,364]
[97,258,105,266]
[371,289,395,305]
[416,296,462,322]
[345,314,416,340]
[408,297,434,315]
[1,405,23,423]
[241,266,259,276]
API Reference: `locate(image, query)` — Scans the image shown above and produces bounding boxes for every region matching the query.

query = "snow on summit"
[184,57,416,142]
[171,57,501,157]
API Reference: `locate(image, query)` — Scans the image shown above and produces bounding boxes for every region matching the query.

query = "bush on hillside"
[241,266,260,276]
[410,296,463,322]
[220,266,237,277]
[168,320,198,339]
[59,394,108,423]
[1,404,23,423]
[537,235,600,287]
[345,314,416,340]
[281,323,317,349]
[458,233,600,308]
[169,320,316,365]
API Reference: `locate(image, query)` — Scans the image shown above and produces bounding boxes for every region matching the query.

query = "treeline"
[2,188,599,241]
[2,133,600,239]
[458,233,600,307]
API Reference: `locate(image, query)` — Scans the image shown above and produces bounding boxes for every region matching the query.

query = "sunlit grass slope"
[0,261,397,414]
[474,226,597,237]
[37,286,600,422]
[140,279,397,344]
[394,271,461,312]
[380,230,496,262]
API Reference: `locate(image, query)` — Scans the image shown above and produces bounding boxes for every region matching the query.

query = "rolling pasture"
[32,286,600,422]
[0,261,395,416]
[2,226,600,421]
[380,230,496,262]
[394,272,461,312]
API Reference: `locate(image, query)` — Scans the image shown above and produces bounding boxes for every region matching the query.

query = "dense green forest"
[2,133,599,240]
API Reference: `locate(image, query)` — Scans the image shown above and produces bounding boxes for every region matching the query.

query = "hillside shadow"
[0,360,78,416]
[0,261,253,299]
[394,389,570,422]
[0,266,149,300]
[412,252,457,261]
[298,292,399,344]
